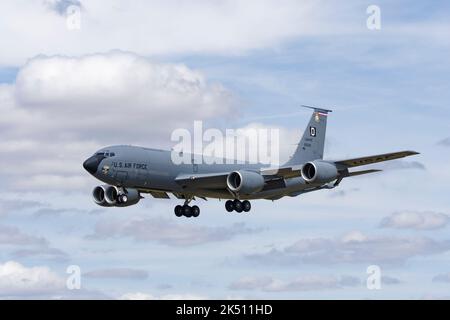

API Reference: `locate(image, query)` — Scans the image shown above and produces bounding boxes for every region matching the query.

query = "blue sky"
[0,0,449,299]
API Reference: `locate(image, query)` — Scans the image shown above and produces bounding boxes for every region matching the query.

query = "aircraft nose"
[83,156,100,175]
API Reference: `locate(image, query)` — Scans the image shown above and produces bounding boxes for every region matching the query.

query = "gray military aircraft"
[83,106,419,217]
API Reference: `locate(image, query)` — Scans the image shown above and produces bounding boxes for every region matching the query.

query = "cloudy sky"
[0,0,450,299]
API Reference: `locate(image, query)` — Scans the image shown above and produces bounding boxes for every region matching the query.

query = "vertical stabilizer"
[284,106,332,166]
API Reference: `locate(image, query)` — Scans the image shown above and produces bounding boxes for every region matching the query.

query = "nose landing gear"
[225,200,251,213]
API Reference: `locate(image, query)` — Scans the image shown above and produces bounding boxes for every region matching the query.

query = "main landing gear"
[225,199,251,213]
[174,204,200,218]
[173,198,252,217]
[174,197,200,218]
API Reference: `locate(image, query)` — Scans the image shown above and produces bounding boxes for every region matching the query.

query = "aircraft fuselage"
[83,145,314,200]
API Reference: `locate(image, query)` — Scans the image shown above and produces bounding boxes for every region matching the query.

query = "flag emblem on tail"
[315,111,328,122]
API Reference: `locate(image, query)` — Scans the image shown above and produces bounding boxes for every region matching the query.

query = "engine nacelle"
[93,185,140,207]
[92,185,113,207]
[301,160,338,184]
[226,170,265,195]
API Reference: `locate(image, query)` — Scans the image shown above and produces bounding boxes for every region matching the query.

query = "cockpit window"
[96,152,115,157]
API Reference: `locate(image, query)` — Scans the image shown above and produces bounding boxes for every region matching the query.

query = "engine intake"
[92,185,113,207]
[104,185,120,205]
[301,161,338,183]
[92,185,141,207]
[227,170,265,195]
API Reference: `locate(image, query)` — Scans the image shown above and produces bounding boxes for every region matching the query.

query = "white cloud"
[0,261,64,297]
[228,276,273,291]
[119,292,155,300]
[13,52,232,141]
[382,276,402,285]
[438,137,450,147]
[0,224,68,262]
[0,52,234,191]
[119,292,207,300]
[340,230,368,243]
[0,225,47,246]
[12,174,90,191]
[199,122,299,165]
[0,261,110,299]
[11,247,68,262]
[1,1,449,300]
[44,0,82,15]
[229,274,360,292]
[432,273,450,283]
[380,211,450,230]
[1,1,448,67]
[0,1,330,66]
[0,51,301,192]
[84,268,148,280]
[87,217,262,247]
[0,199,44,217]
[246,231,450,265]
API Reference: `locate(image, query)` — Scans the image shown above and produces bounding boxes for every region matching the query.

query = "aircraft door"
[136,162,151,187]
[115,171,128,184]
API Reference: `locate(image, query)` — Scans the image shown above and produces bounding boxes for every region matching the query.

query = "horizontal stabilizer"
[300,105,333,113]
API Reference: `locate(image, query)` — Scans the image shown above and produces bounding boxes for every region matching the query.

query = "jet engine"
[301,160,338,184]
[226,170,265,195]
[92,185,141,207]
[92,185,113,207]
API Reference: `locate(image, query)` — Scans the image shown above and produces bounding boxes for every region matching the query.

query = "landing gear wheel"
[191,205,200,217]
[233,199,243,213]
[225,200,234,212]
[242,200,251,212]
[183,205,192,217]
[174,205,183,217]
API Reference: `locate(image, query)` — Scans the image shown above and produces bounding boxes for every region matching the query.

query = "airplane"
[83,106,419,218]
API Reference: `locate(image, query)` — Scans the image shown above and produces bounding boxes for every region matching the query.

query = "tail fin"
[284,106,332,166]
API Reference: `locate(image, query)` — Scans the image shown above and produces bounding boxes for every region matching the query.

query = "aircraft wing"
[149,191,170,199]
[174,151,419,190]
[175,172,229,189]
[341,169,382,177]
[260,151,419,179]
[260,165,303,178]
[260,165,384,179]
[333,150,419,168]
